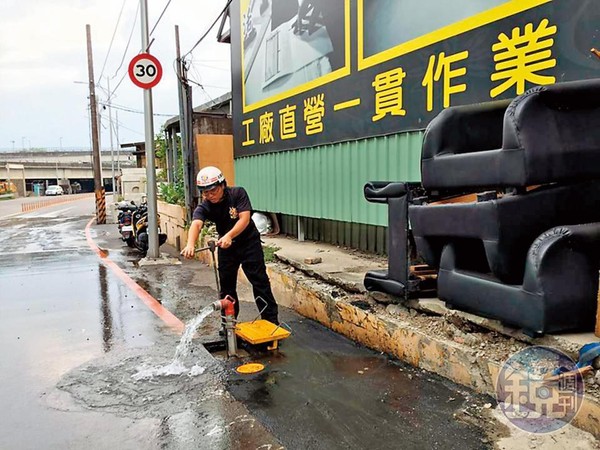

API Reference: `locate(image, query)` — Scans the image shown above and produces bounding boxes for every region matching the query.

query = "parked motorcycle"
[116,201,137,247]
[116,200,167,254]
[131,201,167,254]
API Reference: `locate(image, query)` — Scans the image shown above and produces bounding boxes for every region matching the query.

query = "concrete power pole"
[107,77,116,202]
[115,110,121,196]
[140,0,159,258]
[86,24,106,224]
[175,25,195,225]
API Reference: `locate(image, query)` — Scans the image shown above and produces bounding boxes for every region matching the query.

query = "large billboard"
[231,0,600,157]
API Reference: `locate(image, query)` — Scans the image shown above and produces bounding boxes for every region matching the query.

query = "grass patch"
[263,245,280,263]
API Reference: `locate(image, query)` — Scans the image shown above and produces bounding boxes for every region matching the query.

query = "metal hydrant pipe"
[211,295,237,357]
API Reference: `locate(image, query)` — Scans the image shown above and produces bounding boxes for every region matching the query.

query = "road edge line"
[85,217,184,334]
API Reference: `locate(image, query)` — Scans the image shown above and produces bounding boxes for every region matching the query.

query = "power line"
[183,0,232,58]
[189,61,230,72]
[98,101,176,117]
[149,0,174,37]
[107,71,129,104]
[112,121,145,137]
[97,0,128,83]
[111,1,140,81]
[186,77,215,105]
[187,55,230,91]
[190,82,230,90]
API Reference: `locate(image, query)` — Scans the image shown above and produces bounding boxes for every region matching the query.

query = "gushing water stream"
[132,305,215,380]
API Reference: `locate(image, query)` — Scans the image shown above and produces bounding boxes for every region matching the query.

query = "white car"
[45,185,64,196]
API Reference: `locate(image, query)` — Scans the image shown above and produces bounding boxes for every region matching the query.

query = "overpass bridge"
[0,150,137,196]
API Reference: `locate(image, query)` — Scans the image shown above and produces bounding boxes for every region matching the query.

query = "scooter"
[131,202,167,254]
[116,200,138,248]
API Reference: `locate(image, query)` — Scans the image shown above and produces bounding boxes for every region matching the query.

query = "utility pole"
[141,0,159,258]
[175,25,194,224]
[86,24,106,224]
[185,71,195,204]
[115,110,121,196]
[165,128,173,183]
[107,76,116,202]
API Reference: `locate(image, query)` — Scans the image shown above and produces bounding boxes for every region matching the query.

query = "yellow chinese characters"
[372,67,407,121]
[241,118,255,147]
[422,50,469,111]
[259,111,274,144]
[279,104,297,140]
[490,18,557,98]
[304,94,325,135]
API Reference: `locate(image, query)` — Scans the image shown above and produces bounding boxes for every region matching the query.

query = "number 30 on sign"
[128,53,163,89]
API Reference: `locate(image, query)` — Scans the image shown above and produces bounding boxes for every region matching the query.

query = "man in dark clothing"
[180,166,279,324]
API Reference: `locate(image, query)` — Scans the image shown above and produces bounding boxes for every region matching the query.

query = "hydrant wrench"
[195,240,220,293]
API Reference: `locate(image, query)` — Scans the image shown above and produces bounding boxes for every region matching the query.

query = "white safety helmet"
[196,166,225,191]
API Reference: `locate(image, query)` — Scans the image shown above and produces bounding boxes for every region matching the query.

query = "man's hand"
[180,244,196,259]
[217,234,233,249]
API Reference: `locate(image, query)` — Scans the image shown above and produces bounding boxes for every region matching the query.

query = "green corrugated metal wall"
[235,131,424,228]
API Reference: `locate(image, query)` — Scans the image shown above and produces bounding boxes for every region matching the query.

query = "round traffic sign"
[128,53,163,89]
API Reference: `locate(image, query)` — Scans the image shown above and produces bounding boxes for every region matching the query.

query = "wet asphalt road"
[0,196,496,449]
[0,198,279,449]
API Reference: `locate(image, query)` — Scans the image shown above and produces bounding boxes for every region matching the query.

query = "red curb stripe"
[85,217,184,334]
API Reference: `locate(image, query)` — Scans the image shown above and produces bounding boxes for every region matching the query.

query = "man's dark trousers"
[217,238,279,324]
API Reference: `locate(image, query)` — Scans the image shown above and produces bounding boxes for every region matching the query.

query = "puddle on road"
[55,306,227,419]
[51,337,281,449]
[55,338,225,420]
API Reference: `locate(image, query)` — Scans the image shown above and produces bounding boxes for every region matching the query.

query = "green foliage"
[200,221,217,241]
[155,126,188,205]
[155,127,167,163]
[263,245,280,263]
[158,147,186,205]
[159,179,185,206]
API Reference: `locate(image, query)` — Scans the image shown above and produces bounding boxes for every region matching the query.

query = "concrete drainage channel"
[259,259,600,439]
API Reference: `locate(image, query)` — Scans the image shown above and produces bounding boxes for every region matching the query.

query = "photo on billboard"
[358,0,551,69]
[241,0,349,112]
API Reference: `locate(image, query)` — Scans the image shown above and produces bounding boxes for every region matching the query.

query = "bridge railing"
[21,193,94,213]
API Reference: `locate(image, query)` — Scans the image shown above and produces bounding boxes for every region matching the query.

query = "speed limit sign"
[128,53,163,89]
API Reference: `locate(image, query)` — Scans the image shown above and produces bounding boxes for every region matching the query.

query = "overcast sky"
[0,0,232,151]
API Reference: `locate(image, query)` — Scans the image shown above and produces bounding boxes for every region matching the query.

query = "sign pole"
[140,0,159,258]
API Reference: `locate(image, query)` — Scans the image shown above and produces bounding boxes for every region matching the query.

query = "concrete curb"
[258,262,600,438]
